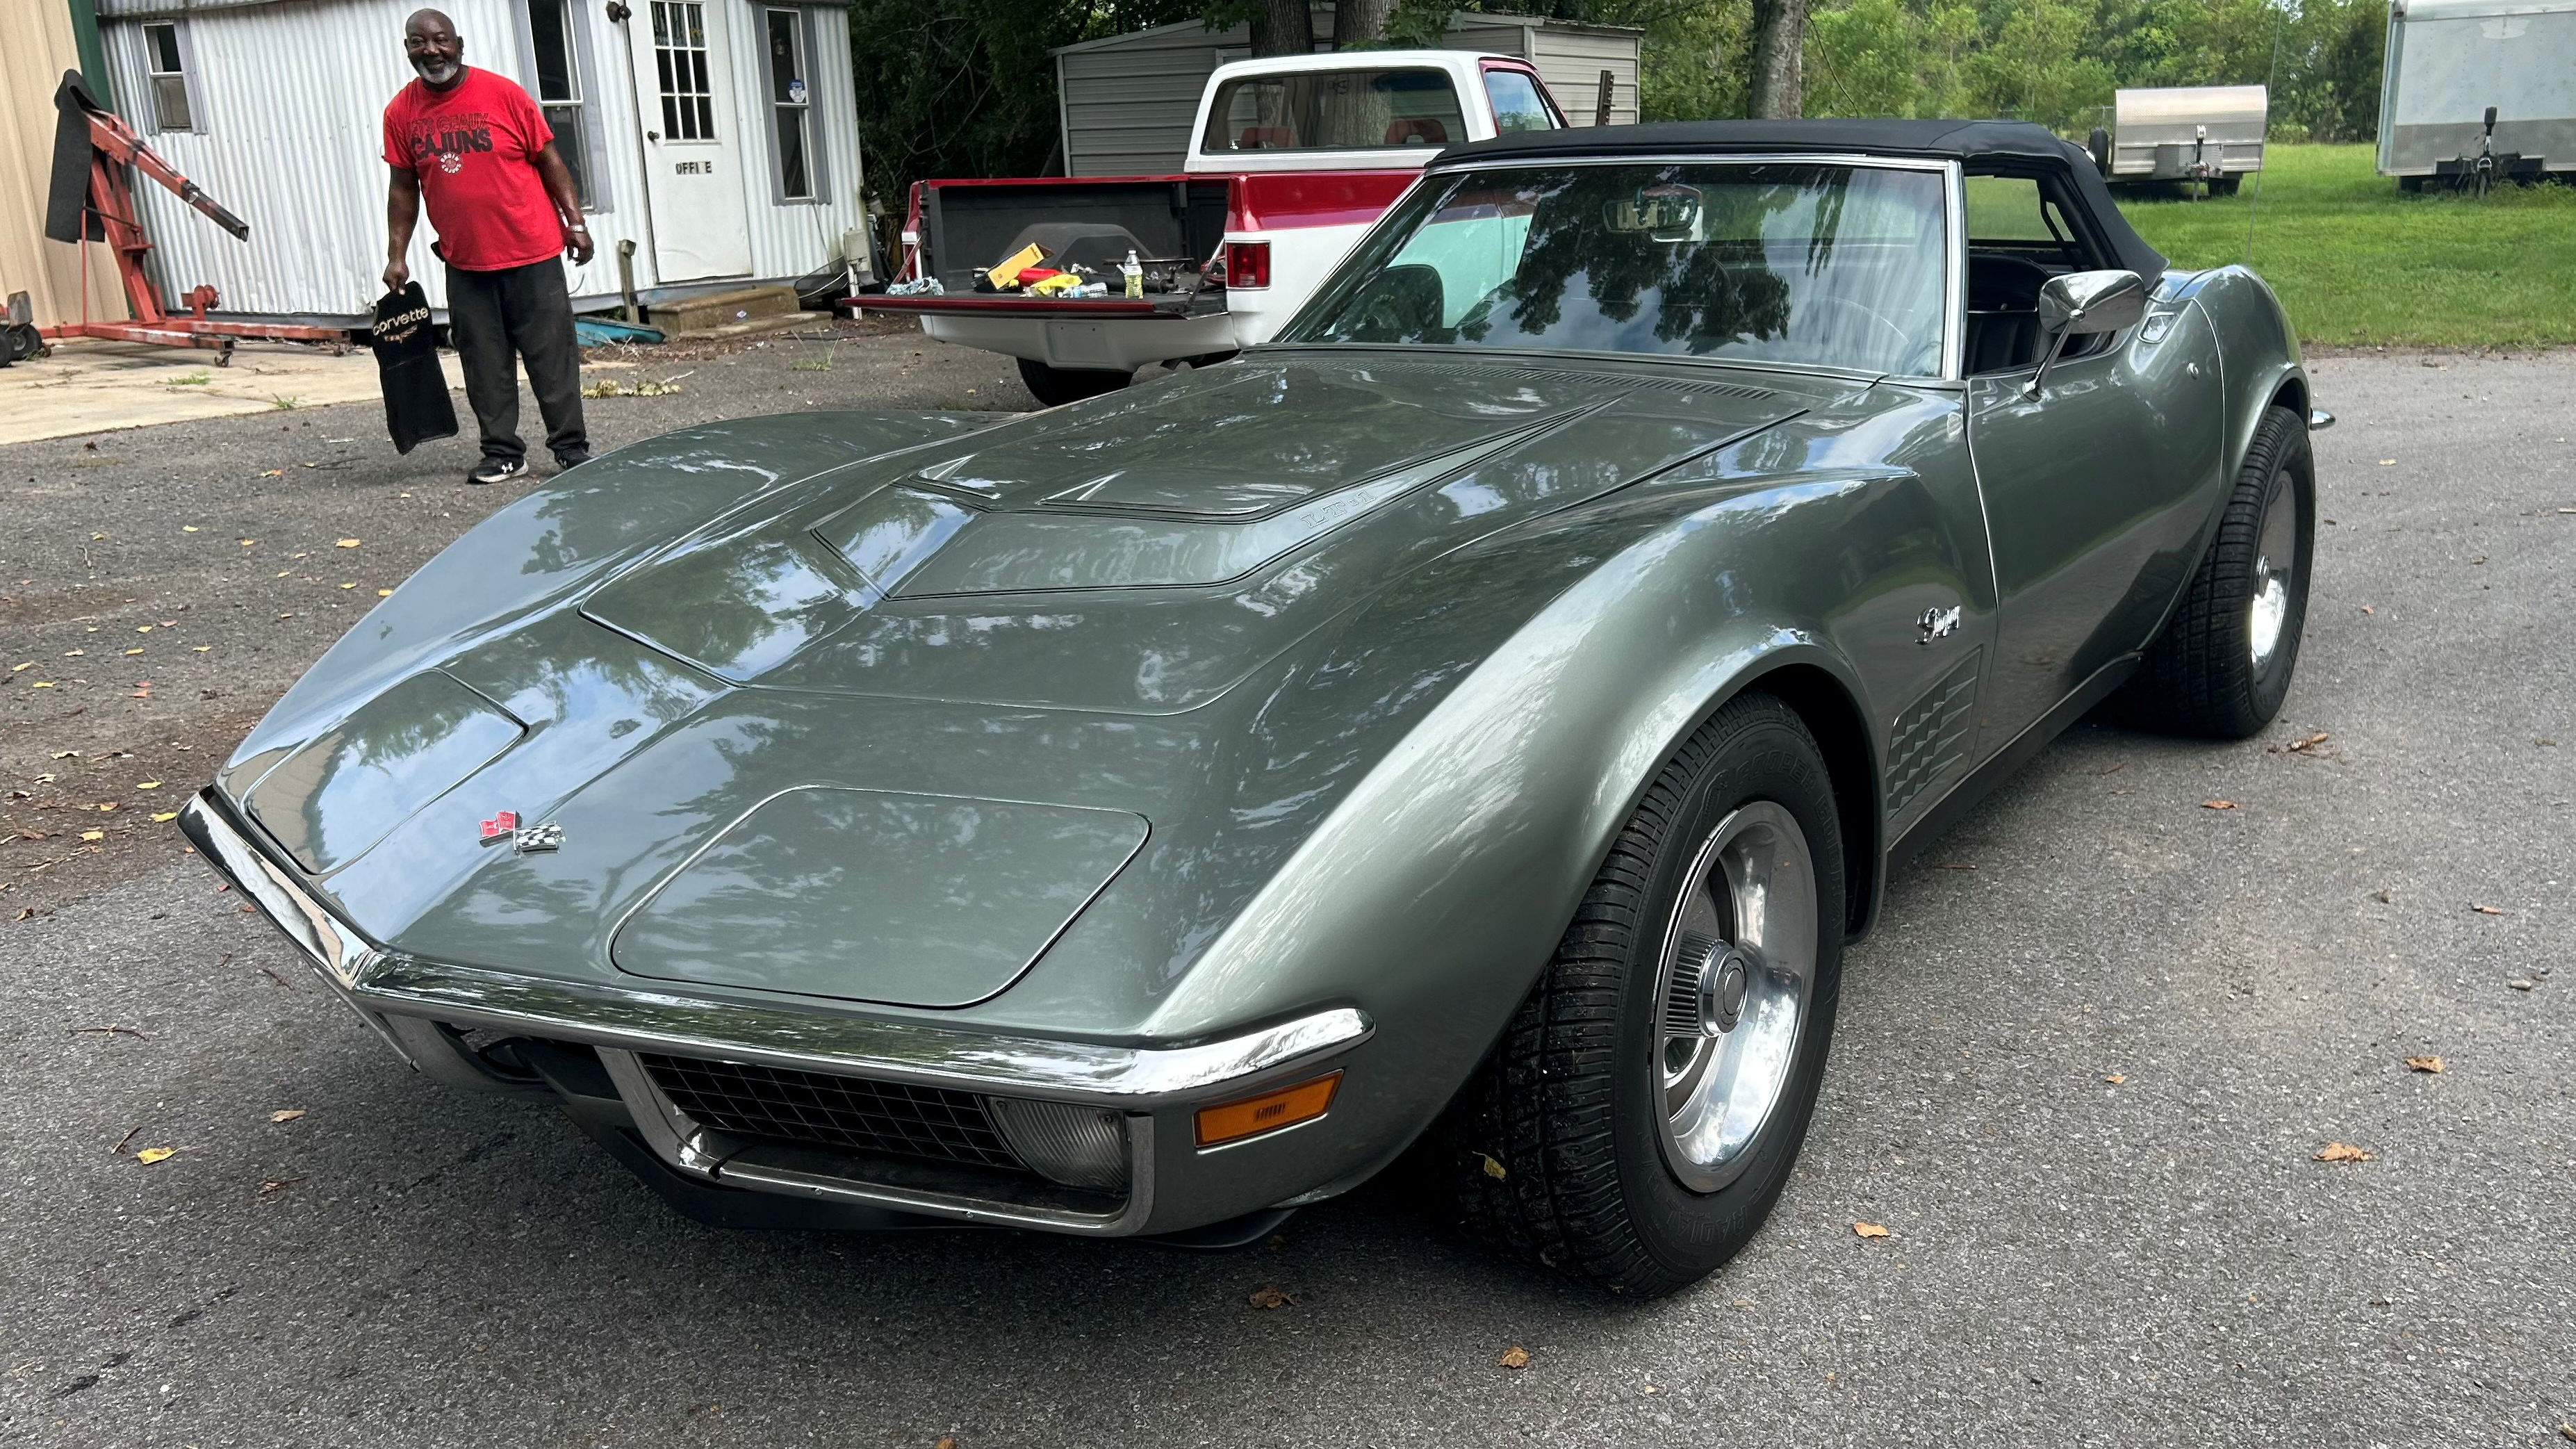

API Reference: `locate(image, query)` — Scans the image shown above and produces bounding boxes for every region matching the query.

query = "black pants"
[445,259,586,464]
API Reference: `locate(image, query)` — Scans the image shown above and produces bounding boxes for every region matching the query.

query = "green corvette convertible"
[184,120,2321,1295]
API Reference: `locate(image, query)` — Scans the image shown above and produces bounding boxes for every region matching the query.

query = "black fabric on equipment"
[47,72,106,244]
[370,283,459,455]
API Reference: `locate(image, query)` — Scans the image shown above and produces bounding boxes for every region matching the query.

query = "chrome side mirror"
[2025,269,2148,397]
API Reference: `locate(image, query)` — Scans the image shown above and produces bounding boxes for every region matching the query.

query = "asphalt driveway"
[3,345,2570,1448]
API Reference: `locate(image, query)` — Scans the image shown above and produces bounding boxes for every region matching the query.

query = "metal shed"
[81,0,871,322]
[1053,8,1642,179]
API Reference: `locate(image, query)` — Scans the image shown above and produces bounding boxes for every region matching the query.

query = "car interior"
[1962,170,2119,375]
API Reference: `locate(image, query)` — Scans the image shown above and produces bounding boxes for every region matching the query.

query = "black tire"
[1441,691,1846,1297]
[1015,357,1131,407]
[2398,175,2425,195]
[2119,404,2315,737]
[2087,126,2111,176]
[1,322,42,364]
[2209,174,2242,197]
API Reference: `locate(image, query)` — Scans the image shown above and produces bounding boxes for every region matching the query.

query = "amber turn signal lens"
[1193,1070,1341,1147]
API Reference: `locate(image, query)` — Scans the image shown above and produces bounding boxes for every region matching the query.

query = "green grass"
[2114,145,2576,348]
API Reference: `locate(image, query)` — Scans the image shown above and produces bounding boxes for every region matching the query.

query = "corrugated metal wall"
[1057,11,1642,179]
[1527,27,1641,126]
[95,0,862,319]
[2,0,131,329]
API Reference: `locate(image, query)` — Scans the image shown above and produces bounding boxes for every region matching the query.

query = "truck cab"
[862,51,1567,404]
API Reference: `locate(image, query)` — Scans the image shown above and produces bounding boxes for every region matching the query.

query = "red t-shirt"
[382,67,564,272]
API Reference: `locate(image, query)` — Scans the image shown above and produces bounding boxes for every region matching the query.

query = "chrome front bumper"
[180,789,1374,1236]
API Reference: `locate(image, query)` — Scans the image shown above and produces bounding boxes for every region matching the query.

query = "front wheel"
[1442,691,1846,1297]
[2119,404,2315,737]
[1015,357,1131,407]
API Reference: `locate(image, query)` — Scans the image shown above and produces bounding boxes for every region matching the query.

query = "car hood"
[220,354,1830,1014]
[573,357,1807,713]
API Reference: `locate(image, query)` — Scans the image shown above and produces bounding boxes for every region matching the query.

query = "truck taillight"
[1223,240,1271,289]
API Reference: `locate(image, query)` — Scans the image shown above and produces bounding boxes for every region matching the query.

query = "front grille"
[639,1054,1029,1175]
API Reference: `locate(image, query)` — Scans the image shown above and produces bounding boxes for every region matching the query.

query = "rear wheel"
[1442,691,1845,1297]
[1015,357,1131,407]
[2119,404,2314,737]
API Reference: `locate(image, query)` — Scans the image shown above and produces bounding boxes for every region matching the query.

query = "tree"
[1249,0,1313,54]
[1334,0,1395,48]
[1746,0,1807,117]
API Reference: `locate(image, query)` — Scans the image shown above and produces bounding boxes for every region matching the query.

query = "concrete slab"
[0,338,466,445]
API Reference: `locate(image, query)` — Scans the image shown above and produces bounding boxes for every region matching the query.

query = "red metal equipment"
[42,79,354,363]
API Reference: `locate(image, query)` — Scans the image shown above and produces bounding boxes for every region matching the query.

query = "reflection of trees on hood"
[1458,167,1826,357]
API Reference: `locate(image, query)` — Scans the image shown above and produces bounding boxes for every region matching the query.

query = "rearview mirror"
[2026,269,2147,397]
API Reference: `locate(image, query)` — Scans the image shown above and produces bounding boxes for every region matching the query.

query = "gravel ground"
[2,345,2571,1447]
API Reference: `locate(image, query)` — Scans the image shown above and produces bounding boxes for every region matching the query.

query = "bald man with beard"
[382,8,593,484]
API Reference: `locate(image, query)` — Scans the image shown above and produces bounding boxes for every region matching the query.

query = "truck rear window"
[1203,68,1469,154]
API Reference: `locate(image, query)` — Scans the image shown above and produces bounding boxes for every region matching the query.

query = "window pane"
[651,1,668,47]
[1485,72,1554,134]
[775,109,810,198]
[146,24,182,74]
[154,74,191,131]
[696,96,714,140]
[545,105,591,206]
[1202,68,1467,153]
[766,10,801,104]
[1292,163,1947,375]
[531,0,577,102]
[1963,176,2056,242]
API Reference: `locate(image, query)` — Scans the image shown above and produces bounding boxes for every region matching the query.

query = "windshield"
[1283,162,1949,375]
[1202,68,1468,153]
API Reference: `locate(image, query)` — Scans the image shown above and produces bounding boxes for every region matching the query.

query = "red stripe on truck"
[1226,171,1420,233]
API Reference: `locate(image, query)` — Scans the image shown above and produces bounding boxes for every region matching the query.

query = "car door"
[1962,177,2224,742]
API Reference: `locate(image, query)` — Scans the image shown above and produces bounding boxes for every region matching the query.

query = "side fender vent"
[1886,650,1981,817]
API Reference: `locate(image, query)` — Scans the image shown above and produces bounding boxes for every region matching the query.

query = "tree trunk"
[1332,0,1392,49]
[1249,0,1313,57]
[1747,0,1807,119]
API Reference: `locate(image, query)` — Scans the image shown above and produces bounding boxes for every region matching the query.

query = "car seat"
[1238,125,1295,149]
[1963,254,2050,373]
[1384,117,1449,147]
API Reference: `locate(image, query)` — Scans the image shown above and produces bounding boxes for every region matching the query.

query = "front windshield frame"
[1268,152,1966,383]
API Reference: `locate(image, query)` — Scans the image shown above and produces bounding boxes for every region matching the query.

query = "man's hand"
[563,224,595,267]
[383,256,410,292]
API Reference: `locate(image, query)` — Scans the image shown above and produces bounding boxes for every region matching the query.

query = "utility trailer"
[2379,0,2576,188]
[2086,85,2267,193]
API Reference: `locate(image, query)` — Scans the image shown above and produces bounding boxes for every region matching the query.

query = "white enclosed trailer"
[2089,85,2267,193]
[2379,0,2576,186]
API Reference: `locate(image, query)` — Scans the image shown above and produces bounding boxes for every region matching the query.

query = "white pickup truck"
[861,49,1570,405]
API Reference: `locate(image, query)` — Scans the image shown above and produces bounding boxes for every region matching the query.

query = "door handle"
[646,131,660,142]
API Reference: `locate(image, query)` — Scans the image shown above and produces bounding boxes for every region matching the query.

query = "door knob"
[646,131,659,142]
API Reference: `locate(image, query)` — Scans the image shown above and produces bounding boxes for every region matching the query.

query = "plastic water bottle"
[1121,250,1143,300]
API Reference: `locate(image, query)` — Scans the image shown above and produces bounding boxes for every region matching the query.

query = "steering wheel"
[1796,294,1919,365]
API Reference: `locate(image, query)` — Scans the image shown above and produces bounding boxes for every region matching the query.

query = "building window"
[764,8,819,202]
[651,1,716,142]
[525,0,595,208]
[141,22,197,133]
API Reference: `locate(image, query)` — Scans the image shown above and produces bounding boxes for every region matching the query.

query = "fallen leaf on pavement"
[2201,799,2238,810]
[79,830,102,842]
[1499,1346,1531,1369]
[1480,1153,1507,1180]
[2404,1056,2444,1074]
[2557,1421,2575,1443]
[1246,1286,1295,1309]
[335,539,361,548]
[270,1108,306,1122]
[2470,904,2504,915]
[1853,1222,1891,1239]
[136,780,161,789]
[257,1176,303,1195]
[151,812,177,823]
[2269,732,2329,755]
[2508,979,2536,992]
[136,1147,176,1165]
[2103,1073,2126,1084]
[2315,1142,2372,1163]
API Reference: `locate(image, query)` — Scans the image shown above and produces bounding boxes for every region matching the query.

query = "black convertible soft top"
[1434,119,2166,284]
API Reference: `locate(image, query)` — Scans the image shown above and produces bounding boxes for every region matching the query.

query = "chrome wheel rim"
[2249,478,2297,671]
[1649,802,1817,1195]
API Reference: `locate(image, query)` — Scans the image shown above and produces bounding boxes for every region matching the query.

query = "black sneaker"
[552,449,593,472]
[468,456,527,486]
